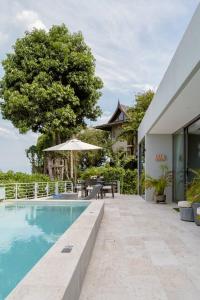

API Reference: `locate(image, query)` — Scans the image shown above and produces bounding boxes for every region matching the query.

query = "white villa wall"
[138,4,200,142]
[145,134,173,202]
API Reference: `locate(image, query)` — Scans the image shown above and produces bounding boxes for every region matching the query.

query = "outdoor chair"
[102,181,117,198]
[83,184,103,200]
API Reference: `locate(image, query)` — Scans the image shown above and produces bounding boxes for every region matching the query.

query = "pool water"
[0,202,89,300]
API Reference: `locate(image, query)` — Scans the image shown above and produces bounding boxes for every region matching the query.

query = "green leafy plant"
[187,182,200,203]
[122,169,137,194]
[187,169,200,203]
[145,165,172,196]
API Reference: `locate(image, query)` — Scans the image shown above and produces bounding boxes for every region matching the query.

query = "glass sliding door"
[173,129,185,202]
[186,118,200,185]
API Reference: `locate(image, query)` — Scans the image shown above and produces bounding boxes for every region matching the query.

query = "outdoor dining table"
[82,180,116,199]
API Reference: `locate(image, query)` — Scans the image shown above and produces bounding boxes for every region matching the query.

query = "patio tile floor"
[79,195,200,300]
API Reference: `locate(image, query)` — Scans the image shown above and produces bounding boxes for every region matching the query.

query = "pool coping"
[5,199,104,300]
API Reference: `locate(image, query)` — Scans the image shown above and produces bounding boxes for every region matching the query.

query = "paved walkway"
[79,195,200,300]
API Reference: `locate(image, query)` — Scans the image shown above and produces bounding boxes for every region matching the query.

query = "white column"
[145,134,173,203]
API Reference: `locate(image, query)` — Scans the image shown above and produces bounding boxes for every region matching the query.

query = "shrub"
[80,166,137,195]
[0,170,50,183]
[122,169,137,194]
[80,166,124,182]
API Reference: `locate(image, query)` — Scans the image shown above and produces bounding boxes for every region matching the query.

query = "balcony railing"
[0,181,73,201]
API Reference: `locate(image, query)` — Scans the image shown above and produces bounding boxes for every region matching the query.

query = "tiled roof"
[94,101,131,130]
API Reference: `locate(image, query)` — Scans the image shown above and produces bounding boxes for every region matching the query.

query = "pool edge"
[6,200,104,300]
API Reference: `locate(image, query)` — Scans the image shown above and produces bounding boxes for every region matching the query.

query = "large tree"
[0,24,103,143]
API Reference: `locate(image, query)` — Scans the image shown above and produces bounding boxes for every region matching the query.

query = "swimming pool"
[0,201,89,300]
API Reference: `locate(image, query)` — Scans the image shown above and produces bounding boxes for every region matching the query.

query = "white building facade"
[138,4,200,203]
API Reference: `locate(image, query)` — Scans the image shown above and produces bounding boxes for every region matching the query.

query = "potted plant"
[187,170,200,225]
[145,165,172,203]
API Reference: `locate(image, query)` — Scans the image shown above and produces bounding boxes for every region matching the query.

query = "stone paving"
[79,195,200,300]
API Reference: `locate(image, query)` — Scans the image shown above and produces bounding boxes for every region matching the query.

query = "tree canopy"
[0,24,103,142]
[76,127,113,167]
[119,90,154,155]
[121,90,154,139]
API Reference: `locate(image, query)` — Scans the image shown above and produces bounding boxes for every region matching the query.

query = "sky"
[0,0,199,173]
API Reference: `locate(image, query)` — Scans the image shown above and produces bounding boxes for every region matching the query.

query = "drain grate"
[61,245,73,253]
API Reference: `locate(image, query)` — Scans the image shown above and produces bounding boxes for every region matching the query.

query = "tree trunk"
[47,156,54,180]
[56,132,61,144]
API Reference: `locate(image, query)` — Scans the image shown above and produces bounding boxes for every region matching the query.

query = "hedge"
[80,166,137,194]
[0,170,50,183]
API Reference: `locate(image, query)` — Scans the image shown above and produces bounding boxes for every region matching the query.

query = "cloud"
[0,118,38,172]
[31,0,197,95]
[92,110,112,126]
[0,122,38,142]
[131,83,156,92]
[0,126,17,139]
[16,10,47,31]
[0,31,8,45]
[0,208,43,253]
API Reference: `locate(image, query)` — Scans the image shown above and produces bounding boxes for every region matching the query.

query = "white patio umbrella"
[44,138,102,179]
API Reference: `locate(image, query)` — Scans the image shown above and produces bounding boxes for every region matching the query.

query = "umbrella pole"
[74,151,77,185]
[70,150,73,180]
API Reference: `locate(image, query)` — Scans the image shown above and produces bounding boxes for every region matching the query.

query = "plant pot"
[180,207,194,222]
[154,194,166,203]
[192,203,200,226]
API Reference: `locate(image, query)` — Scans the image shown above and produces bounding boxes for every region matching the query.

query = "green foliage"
[145,165,172,196]
[80,166,125,181]
[187,182,200,203]
[26,132,56,173]
[26,145,44,173]
[120,90,154,147]
[76,128,112,167]
[110,150,126,167]
[140,170,145,194]
[187,169,200,203]
[0,170,50,183]
[0,24,103,139]
[119,155,137,170]
[122,169,137,194]
[80,166,137,194]
[77,128,110,148]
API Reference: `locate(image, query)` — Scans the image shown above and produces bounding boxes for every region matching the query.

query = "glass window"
[173,129,185,203]
[118,112,124,121]
[187,118,200,184]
